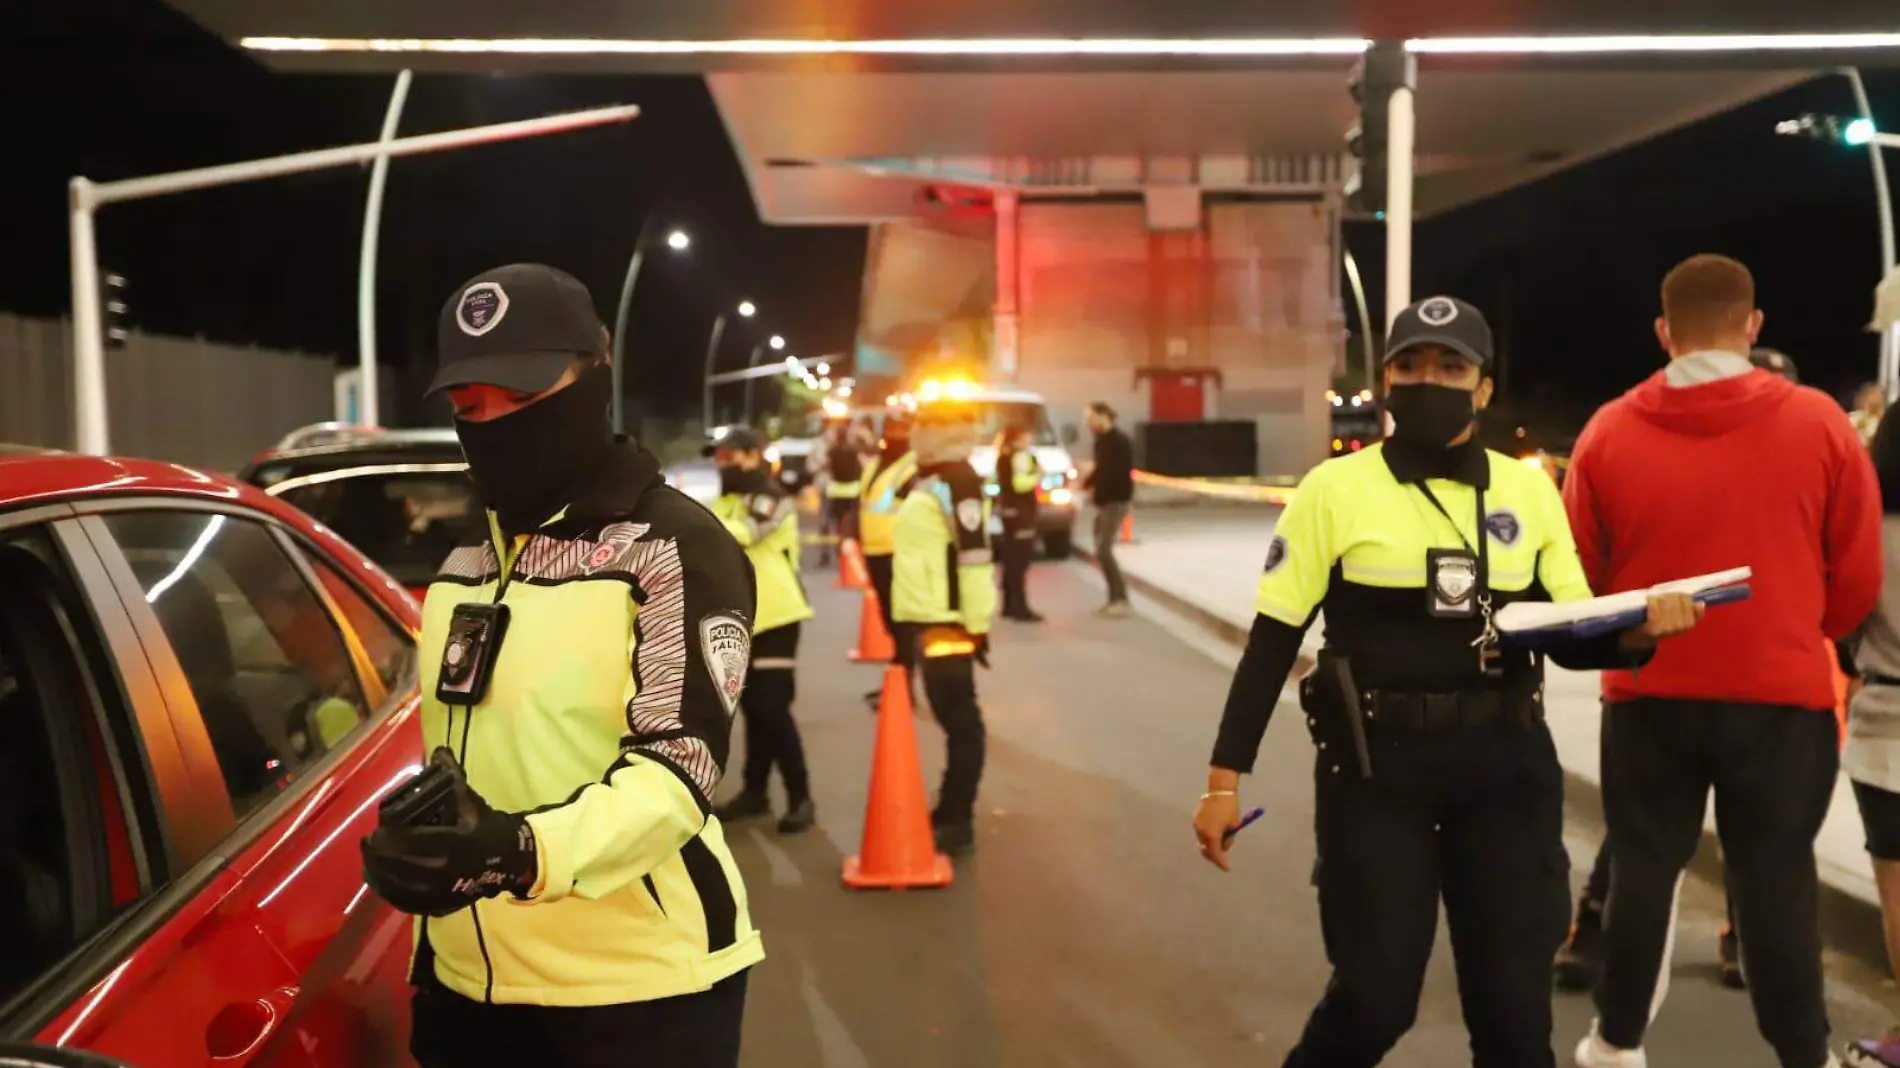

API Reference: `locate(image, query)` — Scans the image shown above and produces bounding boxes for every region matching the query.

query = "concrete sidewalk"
[1080,502,1890,955]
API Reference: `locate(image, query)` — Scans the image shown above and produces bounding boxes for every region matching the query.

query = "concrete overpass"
[165,0,1900,474]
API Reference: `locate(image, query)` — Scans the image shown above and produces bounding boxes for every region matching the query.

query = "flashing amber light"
[1332,437,1344,450]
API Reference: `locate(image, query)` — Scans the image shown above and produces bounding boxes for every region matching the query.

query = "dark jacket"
[1087,427,1134,506]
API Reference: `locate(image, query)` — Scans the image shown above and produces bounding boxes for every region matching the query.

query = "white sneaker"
[1575,1023,1647,1068]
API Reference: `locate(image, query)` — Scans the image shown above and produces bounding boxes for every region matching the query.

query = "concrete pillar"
[993,190,1020,383]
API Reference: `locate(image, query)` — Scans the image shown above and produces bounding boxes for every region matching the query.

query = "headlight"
[1049,488,1074,507]
[764,446,781,465]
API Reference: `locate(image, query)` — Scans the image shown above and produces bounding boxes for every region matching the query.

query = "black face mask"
[1386,383,1478,450]
[719,465,768,497]
[455,364,613,535]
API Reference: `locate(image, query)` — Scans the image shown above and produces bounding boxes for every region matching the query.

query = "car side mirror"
[1061,425,1079,445]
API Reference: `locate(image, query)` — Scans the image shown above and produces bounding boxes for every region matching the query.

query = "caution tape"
[1133,470,1297,505]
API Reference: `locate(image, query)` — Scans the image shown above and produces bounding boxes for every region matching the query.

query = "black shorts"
[1853,779,1900,861]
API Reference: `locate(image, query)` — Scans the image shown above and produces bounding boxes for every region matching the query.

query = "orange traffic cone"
[838,538,870,590]
[849,588,896,663]
[844,665,954,890]
[1119,511,1135,544]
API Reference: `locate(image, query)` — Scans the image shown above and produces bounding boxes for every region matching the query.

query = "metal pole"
[1343,248,1375,394]
[1384,85,1417,329]
[87,105,641,206]
[700,311,729,434]
[742,343,765,426]
[610,216,654,437]
[1844,68,1900,399]
[68,179,108,455]
[357,68,412,429]
[68,103,642,457]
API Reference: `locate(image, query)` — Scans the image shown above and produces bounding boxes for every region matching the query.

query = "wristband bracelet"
[1200,790,1238,801]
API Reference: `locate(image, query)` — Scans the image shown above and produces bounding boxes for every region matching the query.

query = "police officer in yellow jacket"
[859,406,920,705]
[1190,296,1704,1068]
[995,423,1044,622]
[893,397,996,854]
[708,426,817,834]
[817,421,863,568]
[361,265,762,1068]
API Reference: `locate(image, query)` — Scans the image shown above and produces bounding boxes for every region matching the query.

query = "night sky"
[4,0,1897,436]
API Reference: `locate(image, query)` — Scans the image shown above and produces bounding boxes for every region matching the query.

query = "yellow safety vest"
[892,468,996,638]
[712,490,814,635]
[858,450,919,556]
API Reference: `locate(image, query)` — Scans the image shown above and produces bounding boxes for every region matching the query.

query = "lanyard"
[1413,480,1505,674]
[1411,480,1486,593]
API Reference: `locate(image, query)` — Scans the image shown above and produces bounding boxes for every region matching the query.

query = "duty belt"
[1367,690,1542,734]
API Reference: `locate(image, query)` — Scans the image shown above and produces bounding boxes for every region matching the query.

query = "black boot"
[777,797,816,835]
[1553,894,1604,991]
[714,791,771,823]
[1718,923,1746,990]
[934,820,975,854]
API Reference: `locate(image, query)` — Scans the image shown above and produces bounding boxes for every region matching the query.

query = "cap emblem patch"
[1417,297,1459,327]
[457,282,509,337]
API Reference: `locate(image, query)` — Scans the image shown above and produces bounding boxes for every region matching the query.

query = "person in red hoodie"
[1565,254,1882,1068]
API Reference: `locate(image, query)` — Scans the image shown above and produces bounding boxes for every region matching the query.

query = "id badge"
[1426,549,1480,619]
[436,603,510,706]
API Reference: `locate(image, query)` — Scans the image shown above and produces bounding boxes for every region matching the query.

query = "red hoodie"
[1563,365,1882,710]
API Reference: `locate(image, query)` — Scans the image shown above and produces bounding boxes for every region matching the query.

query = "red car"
[0,444,424,1068]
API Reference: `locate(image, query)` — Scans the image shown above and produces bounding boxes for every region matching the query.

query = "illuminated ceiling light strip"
[239,36,1371,56]
[238,32,1900,57]
[1409,32,1900,54]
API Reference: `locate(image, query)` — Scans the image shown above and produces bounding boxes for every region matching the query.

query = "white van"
[850,382,1080,558]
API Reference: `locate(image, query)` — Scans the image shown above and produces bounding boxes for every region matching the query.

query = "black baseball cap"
[428,264,609,397]
[1384,295,1494,370]
[1750,347,1800,383]
[702,427,767,456]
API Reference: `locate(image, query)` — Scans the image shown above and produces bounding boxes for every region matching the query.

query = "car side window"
[0,530,138,1010]
[303,554,418,697]
[103,513,369,819]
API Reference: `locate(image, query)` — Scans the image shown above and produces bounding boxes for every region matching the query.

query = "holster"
[1298,648,1374,779]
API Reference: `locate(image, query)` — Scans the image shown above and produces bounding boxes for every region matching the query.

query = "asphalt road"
[717,556,1898,1067]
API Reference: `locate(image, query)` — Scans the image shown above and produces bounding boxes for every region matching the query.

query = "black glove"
[361,762,538,918]
[973,633,991,669]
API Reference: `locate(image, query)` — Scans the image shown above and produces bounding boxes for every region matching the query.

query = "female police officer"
[1191,296,1704,1068]
[362,264,761,1067]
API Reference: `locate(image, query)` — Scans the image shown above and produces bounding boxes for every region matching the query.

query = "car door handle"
[206,986,299,1061]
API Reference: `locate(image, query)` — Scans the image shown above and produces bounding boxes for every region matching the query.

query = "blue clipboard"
[1501,583,1752,650]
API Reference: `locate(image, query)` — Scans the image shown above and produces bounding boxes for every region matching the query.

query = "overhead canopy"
[169,0,1900,221]
[169,0,1900,48]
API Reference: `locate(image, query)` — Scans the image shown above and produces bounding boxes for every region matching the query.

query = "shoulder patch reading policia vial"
[957,497,985,534]
[1484,509,1522,548]
[1263,535,1289,574]
[700,615,751,722]
[457,281,509,337]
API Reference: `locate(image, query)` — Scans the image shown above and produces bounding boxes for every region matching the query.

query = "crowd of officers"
[354,253,1896,1068]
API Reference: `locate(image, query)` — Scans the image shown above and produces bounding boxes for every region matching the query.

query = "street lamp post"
[1777,76,1899,397]
[700,301,756,433]
[610,221,690,436]
[741,336,788,426]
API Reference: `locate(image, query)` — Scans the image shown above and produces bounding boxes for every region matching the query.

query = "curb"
[1077,546,1891,975]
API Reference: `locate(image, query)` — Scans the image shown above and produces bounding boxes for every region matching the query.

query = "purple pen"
[1223,806,1267,843]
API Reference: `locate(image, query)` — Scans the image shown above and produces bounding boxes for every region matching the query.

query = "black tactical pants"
[1284,721,1571,1068]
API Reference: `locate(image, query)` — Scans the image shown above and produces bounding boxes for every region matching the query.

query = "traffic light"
[1775,113,1877,146]
[100,272,128,349]
[1343,40,1416,218]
